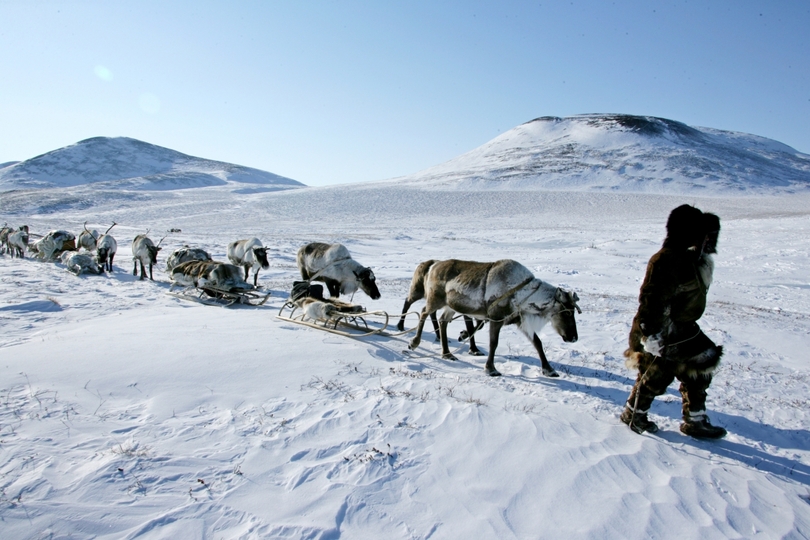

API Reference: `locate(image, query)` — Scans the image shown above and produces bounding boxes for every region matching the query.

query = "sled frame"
[168,285,272,307]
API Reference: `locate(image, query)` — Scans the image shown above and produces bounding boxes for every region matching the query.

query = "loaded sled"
[277,281,397,337]
[167,260,271,307]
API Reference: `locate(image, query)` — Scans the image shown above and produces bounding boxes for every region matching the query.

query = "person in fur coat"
[621,204,726,439]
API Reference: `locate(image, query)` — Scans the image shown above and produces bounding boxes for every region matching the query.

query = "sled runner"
[277,281,415,338]
[168,284,272,307]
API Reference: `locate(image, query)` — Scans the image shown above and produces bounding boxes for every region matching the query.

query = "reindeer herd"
[1,221,581,377]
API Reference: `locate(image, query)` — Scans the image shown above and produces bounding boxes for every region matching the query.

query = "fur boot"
[680,410,726,439]
[620,404,659,435]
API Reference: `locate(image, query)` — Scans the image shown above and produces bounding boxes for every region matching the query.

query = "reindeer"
[77,222,100,251]
[90,222,118,272]
[32,230,76,261]
[0,223,14,253]
[296,242,381,300]
[398,259,484,355]
[60,251,103,276]
[0,224,12,255]
[409,259,580,377]
[169,260,252,293]
[132,232,165,281]
[227,238,270,286]
[7,226,30,259]
[166,246,212,272]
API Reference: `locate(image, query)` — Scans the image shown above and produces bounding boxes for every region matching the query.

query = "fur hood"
[664,204,706,251]
[663,204,722,254]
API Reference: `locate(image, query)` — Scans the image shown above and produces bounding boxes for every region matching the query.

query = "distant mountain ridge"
[0,137,303,192]
[391,114,810,194]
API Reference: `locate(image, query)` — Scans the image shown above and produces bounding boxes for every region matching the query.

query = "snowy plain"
[1,182,809,539]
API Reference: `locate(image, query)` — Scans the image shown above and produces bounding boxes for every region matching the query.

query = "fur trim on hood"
[664,204,706,250]
[702,212,721,255]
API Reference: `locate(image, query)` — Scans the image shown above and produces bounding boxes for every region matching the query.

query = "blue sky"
[1,1,808,186]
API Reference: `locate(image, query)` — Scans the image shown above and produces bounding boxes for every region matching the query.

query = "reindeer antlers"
[156,233,169,249]
[104,222,117,235]
[83,221,90,233]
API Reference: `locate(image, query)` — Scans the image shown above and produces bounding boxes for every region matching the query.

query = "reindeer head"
[147,245,162,264]
[253,247,270,270]
[149,234,167,263]
[550,288,580,343]
[354,267,381,300]
[97,247,110,264]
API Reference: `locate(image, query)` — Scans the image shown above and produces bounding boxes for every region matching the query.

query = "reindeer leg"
[253,270,259,287]
[133,260,138,276]
[485,320,504,377]
[148,262,154,281]
[532,334,559,377]
[430,312,441,341]
[464,317,485,356]
[108,254,114,272]
[244,265,250,281]
[408,307,430,350]
[439,309,457,361]
[325,279,341,298]
[397,298,414,332]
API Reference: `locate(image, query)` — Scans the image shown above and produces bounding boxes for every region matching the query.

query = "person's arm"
[636,252,677,354]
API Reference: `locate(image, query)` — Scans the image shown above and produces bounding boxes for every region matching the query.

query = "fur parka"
[625,205,723,376]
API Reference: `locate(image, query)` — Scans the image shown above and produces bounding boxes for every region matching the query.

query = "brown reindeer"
[398,259,484,355]
[409,259,580,377]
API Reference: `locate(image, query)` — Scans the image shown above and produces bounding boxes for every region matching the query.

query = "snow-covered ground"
[1,185,809,539]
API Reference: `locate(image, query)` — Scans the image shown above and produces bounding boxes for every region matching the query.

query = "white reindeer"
[227,238,270,287]
[296,242,381,300]
[32,230,76,261]
[77,222,100,251]
[409,259,580,377]
[132,233,165,281]
[60,251,103,276]
[95,222,118,272]
[7,226,30,259]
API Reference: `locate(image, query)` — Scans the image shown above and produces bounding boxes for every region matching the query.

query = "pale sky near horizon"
[1,1,808,186]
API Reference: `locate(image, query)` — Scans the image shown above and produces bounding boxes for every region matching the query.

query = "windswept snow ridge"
[389,114,810,194]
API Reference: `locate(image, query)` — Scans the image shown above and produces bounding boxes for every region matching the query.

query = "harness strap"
[308,256,352,281]
[485,277,534,319]
[662,327,702,351]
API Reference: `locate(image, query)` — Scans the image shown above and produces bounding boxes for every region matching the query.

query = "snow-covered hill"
[0,137,303,192]
[388,114,810,194]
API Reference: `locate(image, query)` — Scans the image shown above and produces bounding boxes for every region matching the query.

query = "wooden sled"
[168,285,272,307]
[276,299,426,339]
